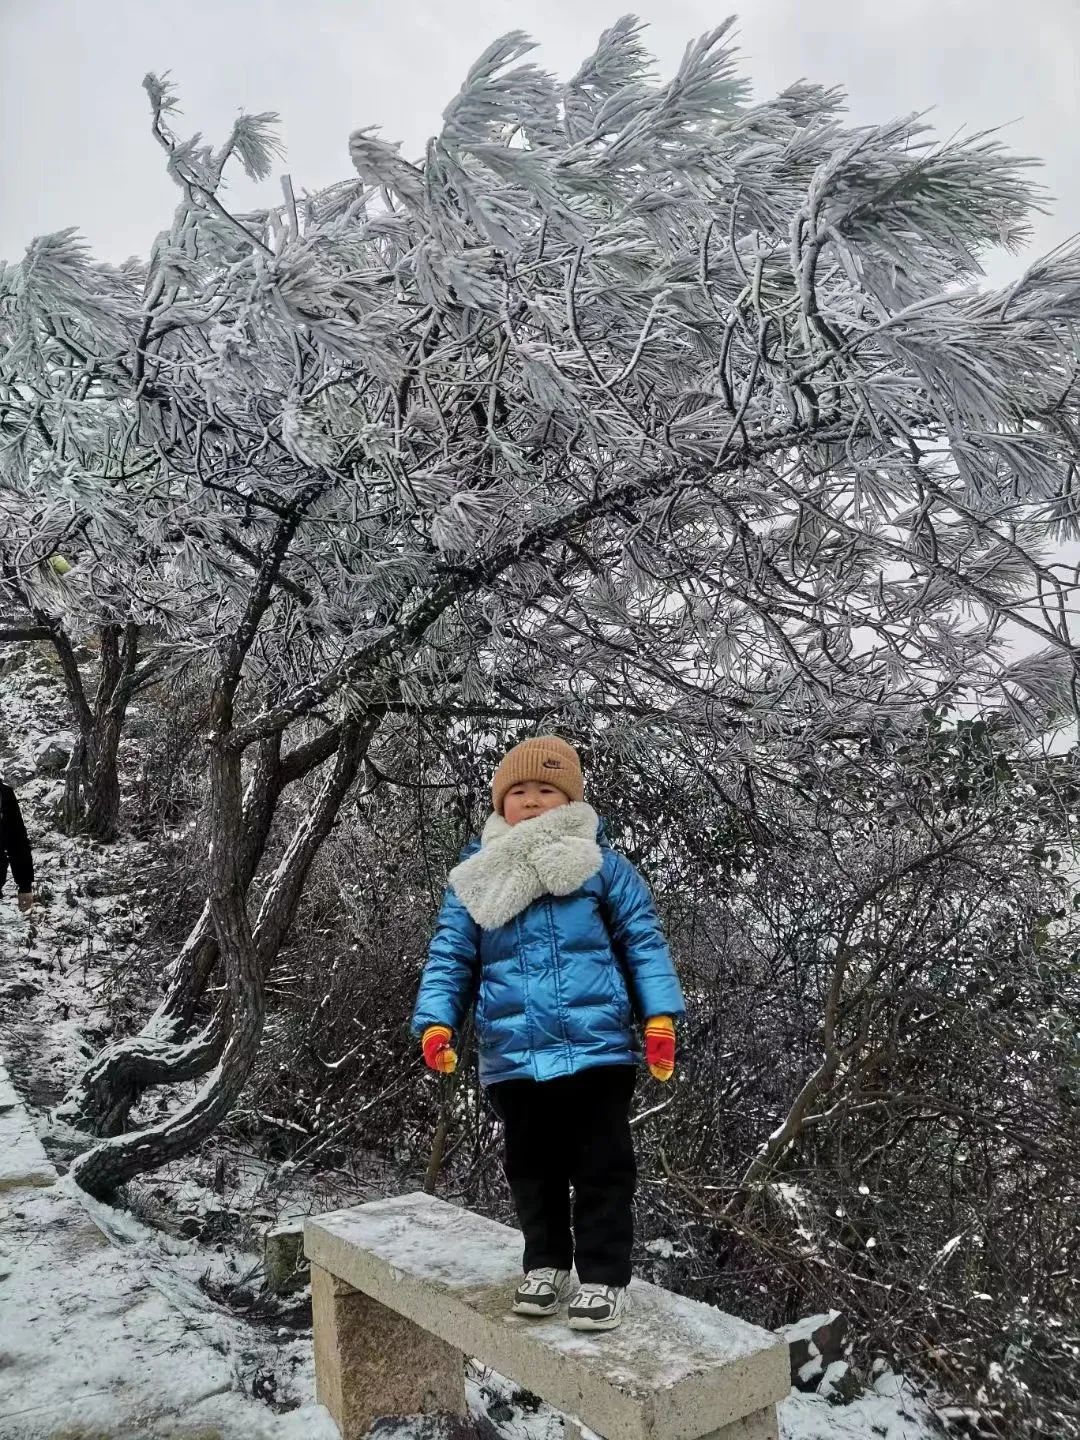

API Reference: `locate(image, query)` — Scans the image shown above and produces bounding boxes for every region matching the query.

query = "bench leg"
[311,1264,468,1440]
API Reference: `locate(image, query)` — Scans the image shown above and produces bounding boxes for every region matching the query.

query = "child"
[411,736,684,1331]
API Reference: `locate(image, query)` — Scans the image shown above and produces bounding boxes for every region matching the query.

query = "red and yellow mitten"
[644,1015,676,1082]
[421,1025,458,1075]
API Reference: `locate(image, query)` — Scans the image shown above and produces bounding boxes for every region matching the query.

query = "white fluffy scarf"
[449,801,602,931]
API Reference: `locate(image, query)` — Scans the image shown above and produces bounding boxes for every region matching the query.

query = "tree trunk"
[62,734,87,835]
[423,1107,452,1195]
[0,614,127,838]
[48,626,96,834]
[71,718,374,1199]
[59,720,350,1135]
[80,624,141,841]
[83,711,125,840]
[156,727,286,1029]
[58,730,286,1134]
[60,999,234,1138]
[45,622,139,842]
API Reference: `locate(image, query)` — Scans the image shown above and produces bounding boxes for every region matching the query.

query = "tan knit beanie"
[491,736,584,814]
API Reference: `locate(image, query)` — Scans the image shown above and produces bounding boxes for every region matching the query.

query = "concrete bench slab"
[305,1192,788,1440]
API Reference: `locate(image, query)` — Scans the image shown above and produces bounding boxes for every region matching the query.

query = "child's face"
[502,781,570,826]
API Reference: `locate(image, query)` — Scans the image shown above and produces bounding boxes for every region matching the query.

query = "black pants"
[488,1064,637,1287]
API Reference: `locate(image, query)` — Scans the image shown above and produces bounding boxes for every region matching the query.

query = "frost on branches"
[0,17,1078,1195]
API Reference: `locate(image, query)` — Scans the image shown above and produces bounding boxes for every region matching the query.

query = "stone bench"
[304,1192,788,1440]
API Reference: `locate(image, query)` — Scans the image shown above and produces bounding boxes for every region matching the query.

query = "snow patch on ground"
[0,1113,337,1437]
[465,1362,938,1440]
[780,1376,938,1438]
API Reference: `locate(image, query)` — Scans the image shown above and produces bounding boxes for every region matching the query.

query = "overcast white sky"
[2,0,1078,278]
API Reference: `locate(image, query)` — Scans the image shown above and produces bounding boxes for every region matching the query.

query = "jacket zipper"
[515,913,537,1077]
[545,897,572,1068]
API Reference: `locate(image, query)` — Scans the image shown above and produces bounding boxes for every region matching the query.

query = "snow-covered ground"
[0,1059,338,1439]
[0,641,939,1439]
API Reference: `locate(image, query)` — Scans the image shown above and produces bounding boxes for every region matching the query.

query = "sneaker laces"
[520,1267,560,1291]
[575,1283,617,1306]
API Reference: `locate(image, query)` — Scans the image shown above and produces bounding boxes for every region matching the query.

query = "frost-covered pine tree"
[0,453,175,838]
[2,18,1077,1194]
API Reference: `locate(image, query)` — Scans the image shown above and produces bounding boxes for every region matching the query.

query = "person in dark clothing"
[0,780,35,913]
[411,736,684,1332]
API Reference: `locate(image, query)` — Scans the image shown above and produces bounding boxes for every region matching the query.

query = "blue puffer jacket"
[411,803,685,1085]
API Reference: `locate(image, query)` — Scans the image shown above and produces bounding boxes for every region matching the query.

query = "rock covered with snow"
[780,1310,850,1392]
[818,1359,863,1406]
[32,732,76,774]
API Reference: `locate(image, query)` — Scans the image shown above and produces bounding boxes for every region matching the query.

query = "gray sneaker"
[567,1282,627,1331]
[512,1267,572,1316]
